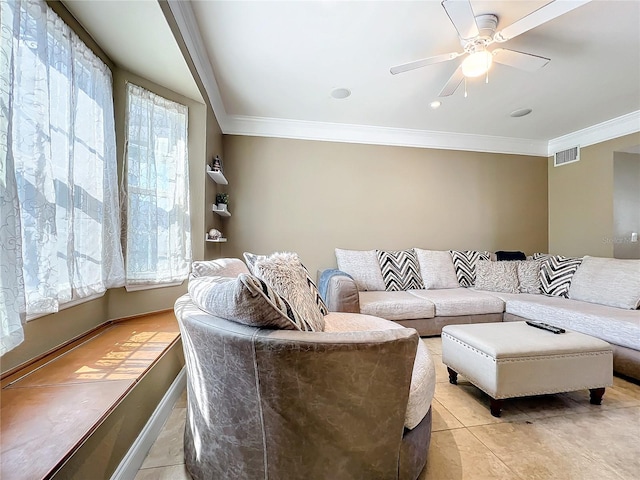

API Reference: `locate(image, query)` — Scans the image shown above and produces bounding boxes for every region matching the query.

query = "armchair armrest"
[318,269,360,313]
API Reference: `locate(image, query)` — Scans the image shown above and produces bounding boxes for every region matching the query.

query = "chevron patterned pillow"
[449,250,491,287]
[539,255,583,298]
[376,249,424,291]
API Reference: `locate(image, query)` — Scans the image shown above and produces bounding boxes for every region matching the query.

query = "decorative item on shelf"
[215,193,229,212]
[212,155,224,173]
[208,228,222,240]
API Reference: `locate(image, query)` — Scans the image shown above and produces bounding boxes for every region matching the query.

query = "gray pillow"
[188,274,318,331]
[252,252,325,331]
[475,260,519,294]
[191,258,249,278]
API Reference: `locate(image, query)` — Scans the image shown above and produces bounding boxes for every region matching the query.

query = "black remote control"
[526,321,565,334]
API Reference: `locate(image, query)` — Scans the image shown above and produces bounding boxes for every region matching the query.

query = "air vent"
[554,146,580,167]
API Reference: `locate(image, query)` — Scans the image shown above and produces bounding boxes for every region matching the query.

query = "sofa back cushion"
[414,249,459,289]
[188,274,319,331]
[376,249,424,291]
[335,248,386,291]
[569,256,640,309]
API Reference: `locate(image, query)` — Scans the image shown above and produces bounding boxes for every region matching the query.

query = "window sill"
[124,281,184,293]
[26,291,107,323]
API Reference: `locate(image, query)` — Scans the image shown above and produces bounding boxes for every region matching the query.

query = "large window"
[124,83,191,286]
[1,0,124,354]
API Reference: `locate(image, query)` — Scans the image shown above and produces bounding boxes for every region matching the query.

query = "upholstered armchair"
[175,295,433,480]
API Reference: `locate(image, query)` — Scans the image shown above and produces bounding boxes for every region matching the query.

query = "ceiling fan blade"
[492,48,550,72]
[390,52,461,75]
[494,0,592,42]
[441,0,479,40]
[438,66,465,97]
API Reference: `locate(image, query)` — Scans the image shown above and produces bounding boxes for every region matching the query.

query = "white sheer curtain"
[124,83,191,286]
[0,0,124,354]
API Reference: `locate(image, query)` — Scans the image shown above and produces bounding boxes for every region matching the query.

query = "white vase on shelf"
[217,203,228,212]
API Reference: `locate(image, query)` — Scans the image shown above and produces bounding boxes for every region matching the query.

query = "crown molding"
[225,115,549,157]
[165,0,229,130]
[547,110,640,156]
[169,5,638,158]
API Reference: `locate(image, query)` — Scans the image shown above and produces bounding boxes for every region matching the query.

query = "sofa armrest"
[318,269,360,313]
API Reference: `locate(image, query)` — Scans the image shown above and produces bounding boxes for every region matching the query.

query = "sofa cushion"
[516,259,542,294]
[408,288,504,316]
[449,250,491,287]
[323,312,435,430]
[539,255,583,298]
[335,248,386,291]
[568,256,640,310]
[414,249,459,289]
[376,249,424,291]
[505,294,640,351]
[188,274,319,331]
[475,260,519,294]
[359,291,435,320]
[252,252,325,331]
[191,258,250,278]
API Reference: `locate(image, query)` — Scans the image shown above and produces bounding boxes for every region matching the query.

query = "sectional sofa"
[321,248,640,380]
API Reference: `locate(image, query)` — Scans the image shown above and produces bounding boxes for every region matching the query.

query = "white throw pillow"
[335,248,385,291]
[569,256,640,309]
[413,249,459,289]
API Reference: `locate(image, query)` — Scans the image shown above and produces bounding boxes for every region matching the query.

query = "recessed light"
[331,88,351,99]
[510,108,532,118]
[430,101,441,109]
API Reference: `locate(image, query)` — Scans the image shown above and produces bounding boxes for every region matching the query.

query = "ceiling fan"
[390,0,592,97]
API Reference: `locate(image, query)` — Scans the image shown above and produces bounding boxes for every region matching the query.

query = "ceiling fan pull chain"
[464,77,468,98]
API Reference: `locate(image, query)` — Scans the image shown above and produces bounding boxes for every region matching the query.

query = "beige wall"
[613,152,640,259]
[221,136,549,276]
[548,132,640,258]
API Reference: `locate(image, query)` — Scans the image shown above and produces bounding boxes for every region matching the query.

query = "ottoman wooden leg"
[447,367,458,385]
[490,398,503,417]
[589,387,605,405]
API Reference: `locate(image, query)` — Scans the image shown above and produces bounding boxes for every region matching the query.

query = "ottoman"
[441,322,613,417]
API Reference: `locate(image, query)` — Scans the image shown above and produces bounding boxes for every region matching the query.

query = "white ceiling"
[64,0,640,157]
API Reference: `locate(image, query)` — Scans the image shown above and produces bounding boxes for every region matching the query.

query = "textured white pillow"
[569,256,640,309]
[475,260,519,294]
[335,248,385,291]
[414,249,460,289]
[253,252,325,331]
[516,260,542,294]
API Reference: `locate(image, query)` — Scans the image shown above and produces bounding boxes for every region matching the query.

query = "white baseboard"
[110,367,187,480]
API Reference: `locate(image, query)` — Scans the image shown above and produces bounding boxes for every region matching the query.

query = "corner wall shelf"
[206,236,227,243]
[212,205,231,217]
[206,165,228,185]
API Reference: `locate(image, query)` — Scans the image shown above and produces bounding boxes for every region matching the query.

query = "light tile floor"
[136,337,640,480]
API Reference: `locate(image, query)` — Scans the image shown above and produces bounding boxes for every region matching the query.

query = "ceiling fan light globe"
[461,50,493,77]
